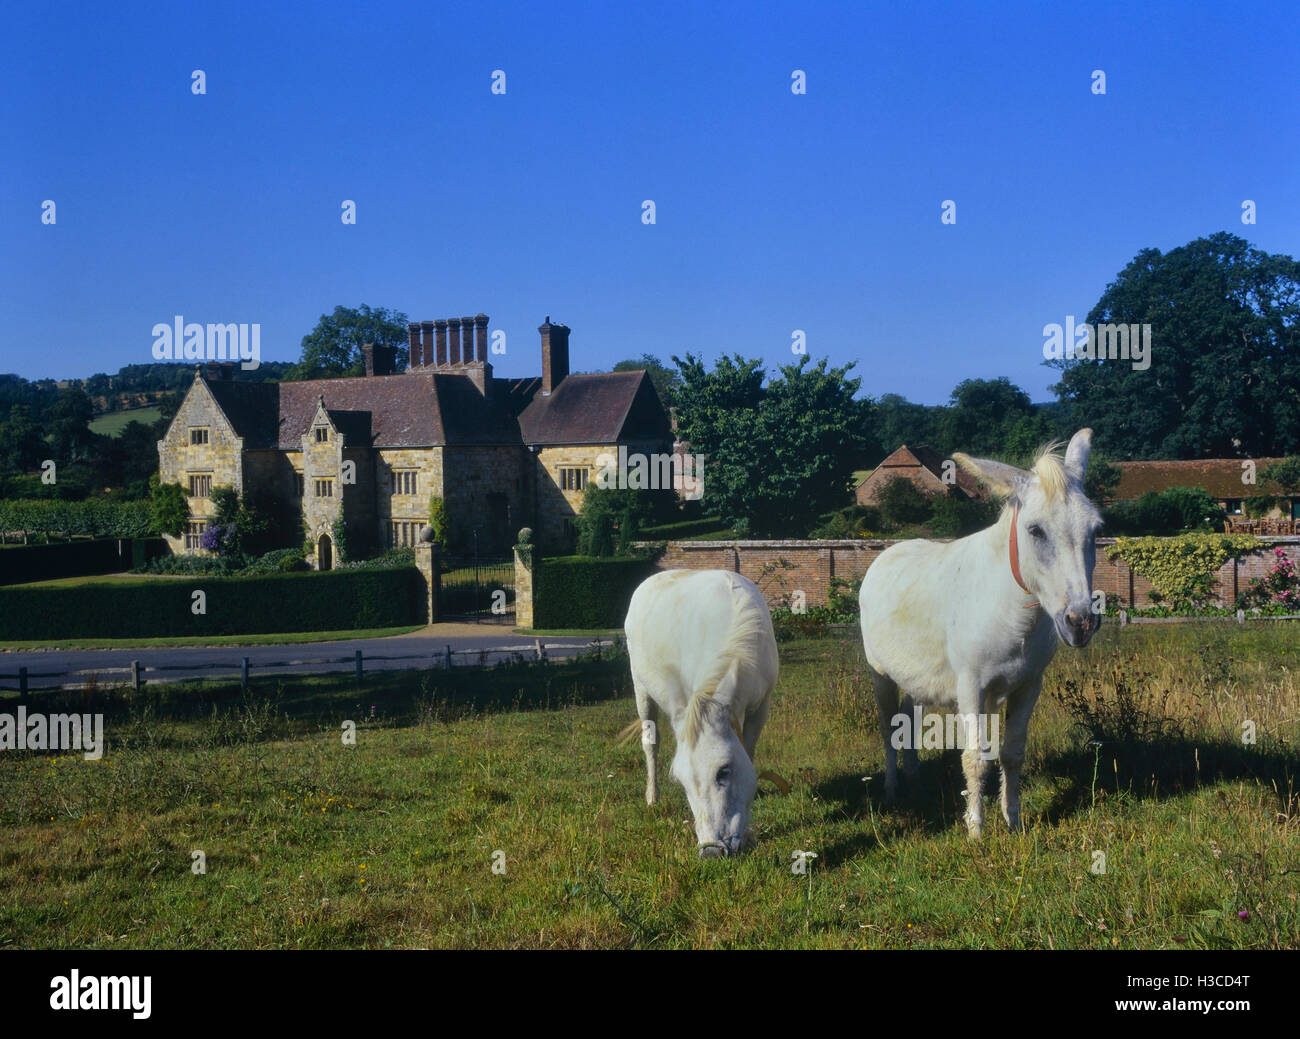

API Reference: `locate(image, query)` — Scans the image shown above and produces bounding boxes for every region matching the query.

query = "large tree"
[671,353,876,537]
[1051,232,1300,459]
[612,353,681,411]
[292,304,410,379]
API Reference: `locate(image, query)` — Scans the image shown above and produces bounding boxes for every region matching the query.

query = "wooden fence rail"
[0,639,618,696]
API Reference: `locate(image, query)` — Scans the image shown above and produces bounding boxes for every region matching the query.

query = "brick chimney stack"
[362,343,396,376]
[539,317,570,395]
[447,319,461,365]
[475,314,489,362]
[434,320,448,365]
[406,323,422,367]
[460,318,475,365]
[419,321,435,369]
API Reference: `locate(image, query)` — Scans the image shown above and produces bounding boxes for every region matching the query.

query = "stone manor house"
[157,314,673,567]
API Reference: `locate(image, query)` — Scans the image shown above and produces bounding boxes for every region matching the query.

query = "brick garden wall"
[634,537,1300,610]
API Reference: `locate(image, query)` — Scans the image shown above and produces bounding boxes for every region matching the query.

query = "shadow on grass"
[806,736,1299,843]
[0,653,635,751]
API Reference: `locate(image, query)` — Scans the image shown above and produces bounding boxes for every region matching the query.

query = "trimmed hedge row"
[0,565,424,639]
[0,538,167,586]
[534,555,657,629]
[0,499,154,538]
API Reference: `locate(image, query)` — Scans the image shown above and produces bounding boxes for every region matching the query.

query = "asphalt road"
[0,627,615,690]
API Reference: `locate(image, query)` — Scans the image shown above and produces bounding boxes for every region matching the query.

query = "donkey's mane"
[1031,441,1069,503]
[683,579,768,748]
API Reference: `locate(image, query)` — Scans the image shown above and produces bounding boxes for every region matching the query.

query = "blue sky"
[3,0,1296,402]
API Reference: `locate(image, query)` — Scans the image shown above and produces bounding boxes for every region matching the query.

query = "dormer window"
[314,427,329,443]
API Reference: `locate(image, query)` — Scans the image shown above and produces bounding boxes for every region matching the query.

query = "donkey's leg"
[899,692,920,784]
[999,679,1041,831]
[870,668,902,805]
[633,678,660,806]
[741,688,772,762]
[957,675,987,839]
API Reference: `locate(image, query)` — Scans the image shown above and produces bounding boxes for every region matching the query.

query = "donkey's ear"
[953,453,1031,500]
[1064,428,1093,480]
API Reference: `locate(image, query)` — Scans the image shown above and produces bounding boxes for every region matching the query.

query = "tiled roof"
[866,444,982,498]
[517,371,658,445]
[1112,459,1289,501]
[201,368,665,450]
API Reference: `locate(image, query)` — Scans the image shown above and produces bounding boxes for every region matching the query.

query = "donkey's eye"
[1027,524,1045,539]
[716,767,731,785]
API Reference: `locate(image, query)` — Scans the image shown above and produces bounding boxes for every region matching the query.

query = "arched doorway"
[318,534,333,571]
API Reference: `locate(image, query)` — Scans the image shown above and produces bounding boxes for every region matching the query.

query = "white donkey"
[623,569,779,857]
[859,429,1102,837]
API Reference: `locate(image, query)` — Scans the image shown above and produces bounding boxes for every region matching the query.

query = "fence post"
[241,656,250,692]
[18,666,27,699]
[355,650,363,683]
[446,644,452,669]
[1236,609,1245,626]
[131,660,140,692]
[535,638,545,663]
[1118,610,1128,627]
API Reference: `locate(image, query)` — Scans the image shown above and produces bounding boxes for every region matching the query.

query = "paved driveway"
[0,625,619,689]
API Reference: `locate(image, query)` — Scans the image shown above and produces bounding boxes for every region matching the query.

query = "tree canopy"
[292,304,411,379]
[670,353,877,537]
[1051,232,1300,459]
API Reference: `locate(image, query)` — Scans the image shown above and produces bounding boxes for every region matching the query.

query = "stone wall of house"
[301,409,343,568]
[156,379,244,555]
[443,445,526,556]
[376,447,444,547]
[533,443,619,551]
[633,536,1300,611]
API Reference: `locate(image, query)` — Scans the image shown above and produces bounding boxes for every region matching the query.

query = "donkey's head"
[672,683,758,858]
[955,428,1104,648]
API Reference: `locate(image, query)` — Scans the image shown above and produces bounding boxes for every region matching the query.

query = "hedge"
[0,538,166,586]
[0,565,424,639]
[534,555,657,629]
[0,499,154,538]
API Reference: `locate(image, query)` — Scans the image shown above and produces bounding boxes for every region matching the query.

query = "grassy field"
[0,623,1296,949]
[88,406,163,437]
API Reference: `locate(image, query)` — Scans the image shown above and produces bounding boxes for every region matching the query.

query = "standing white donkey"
[859,429,1102,837]
[623,570,779,857]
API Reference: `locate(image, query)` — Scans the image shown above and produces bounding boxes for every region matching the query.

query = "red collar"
[1009,503,1041,609]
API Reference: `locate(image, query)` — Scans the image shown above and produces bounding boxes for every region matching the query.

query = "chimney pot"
[539,318,570,394]
[447,318,461,365]
[420,321,435,369]
[434,319,448,365]
[406,323,422,367]
[475,314,489,363]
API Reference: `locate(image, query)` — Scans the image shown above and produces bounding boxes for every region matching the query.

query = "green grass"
[0,624,1296,949]
[88,406,163,437]
[11,572,193,589]
[0,625,425,651]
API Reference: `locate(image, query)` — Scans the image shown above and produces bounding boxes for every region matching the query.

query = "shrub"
[875,476,935,528]
[428,495,448,546]
[0,498,154,539]
[533,555,657,628]
[1236,547,1300,612]
[0,565,424,639]
[1106,533,1263,610]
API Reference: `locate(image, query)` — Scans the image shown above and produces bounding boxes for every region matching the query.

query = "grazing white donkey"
[859,429,1102,838]
[623,569,779,857]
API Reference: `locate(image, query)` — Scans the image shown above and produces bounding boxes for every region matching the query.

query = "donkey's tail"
[614,719,643,747]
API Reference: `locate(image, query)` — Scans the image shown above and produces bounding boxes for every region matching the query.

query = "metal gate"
[440,554,515,624]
